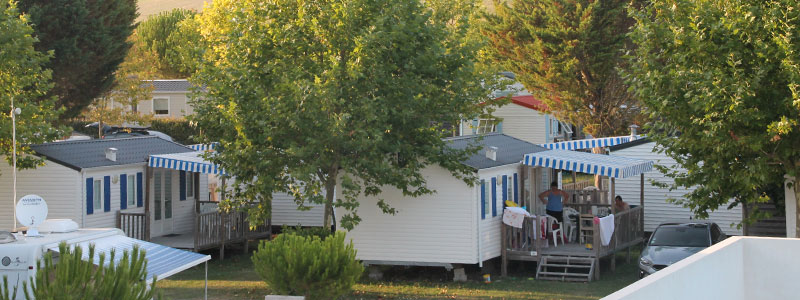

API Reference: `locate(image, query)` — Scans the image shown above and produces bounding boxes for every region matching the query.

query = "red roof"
[505,95,548,112]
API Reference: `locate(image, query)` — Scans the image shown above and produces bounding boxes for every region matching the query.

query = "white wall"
[271,192,325,227]
[0,158,81,230]
[146,168,197,237]
[336,165,478,265]
[477,165,524,262]
[460,103,550,145]
[82,165,147,229]
[602,237,800,300]
[610,142,743,235]
[137,91,194,118]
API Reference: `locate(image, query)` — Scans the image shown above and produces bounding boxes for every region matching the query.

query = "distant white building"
[137,79,198,119]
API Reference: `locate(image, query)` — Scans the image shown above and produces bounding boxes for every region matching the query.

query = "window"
[483,180,490,219]
[153,98,169,115]
[186,172,194,198]
[93,179,102,211]
[164,170,172,219]
[476,119,498,134]
[154,170,162,220]
[127,174,136,207]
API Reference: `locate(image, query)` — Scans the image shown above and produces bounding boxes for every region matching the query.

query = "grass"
[159,246,641,300]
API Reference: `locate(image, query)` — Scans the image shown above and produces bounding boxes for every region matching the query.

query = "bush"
[280,225,332,240]
[252,232,363,300]
[0,242,158,300]
[149,118,199,145]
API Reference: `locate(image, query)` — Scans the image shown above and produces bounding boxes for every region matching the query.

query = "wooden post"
[610,177,616,208]
[219,212,226,260]
[501,223,508,277]
[742,203,750,236]
[144,211,151,241]
[593,221,601,281]
[640,173,645,238]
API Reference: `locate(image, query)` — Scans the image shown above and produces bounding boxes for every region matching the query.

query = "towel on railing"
[599,214,615,246]
[503,207,530,228]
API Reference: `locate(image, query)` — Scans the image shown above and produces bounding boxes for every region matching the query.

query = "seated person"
[614,195,630,212]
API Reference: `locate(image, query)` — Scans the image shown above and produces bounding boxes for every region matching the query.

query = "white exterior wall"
[137,91,194,118]
[785,176,796,238]
[602,237,800,300]
[81,165,147,229]
[336,165,478,265]
[459,103,550,145]
[610,142,743,235]
[477,164,523,262]
[271,192,325,227]
[0,158,81,231]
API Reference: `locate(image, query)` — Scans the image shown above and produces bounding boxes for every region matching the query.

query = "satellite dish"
[16,195,47,237]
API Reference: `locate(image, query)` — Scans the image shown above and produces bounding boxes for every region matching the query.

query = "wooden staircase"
[536,255,596,282]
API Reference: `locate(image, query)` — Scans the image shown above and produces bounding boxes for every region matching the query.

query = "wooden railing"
[565,189,609,205]
[563,180,594,190]
[116,211,150,241]
[594,206,644,257]
[501,216,542,276]
[197,201,219,214]
[194,209,271,259]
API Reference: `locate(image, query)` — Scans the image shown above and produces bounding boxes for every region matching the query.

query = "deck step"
[536,254,595,282]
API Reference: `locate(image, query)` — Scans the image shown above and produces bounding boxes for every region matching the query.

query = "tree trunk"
[592,147,604,190]
[323,177,337,230]
[98,119,103,138]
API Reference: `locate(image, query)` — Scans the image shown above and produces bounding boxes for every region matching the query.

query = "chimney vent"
[486,146,498,161]
[629,124,640,137]
[105,147,118,162]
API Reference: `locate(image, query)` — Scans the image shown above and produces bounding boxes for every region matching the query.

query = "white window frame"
[483,179,491,218]
[476,119,498,134]
[127,174,136,207]
[152,97,170,116]
[93,179,102,212]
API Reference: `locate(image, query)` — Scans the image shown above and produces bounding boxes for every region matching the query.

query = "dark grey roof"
[30,137,194,171]
[145,80,194,92]
[608,137,651,151]
[445,133,548,170]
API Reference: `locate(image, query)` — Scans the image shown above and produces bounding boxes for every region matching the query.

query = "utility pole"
[11,97,18,232]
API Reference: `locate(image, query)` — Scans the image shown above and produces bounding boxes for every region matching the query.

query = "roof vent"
[105,147,118,162]
[629,124,640,137]
[486,146,498,161]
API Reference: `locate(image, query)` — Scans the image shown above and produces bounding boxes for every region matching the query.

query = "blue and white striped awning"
[523,149,654,178]
[188,143,218,151]
[53,234,210,283]
[149,151,225,175]
[539,135,646,150]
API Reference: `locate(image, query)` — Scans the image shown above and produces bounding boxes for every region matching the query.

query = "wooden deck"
[151,233,195,249]
[501,206,644,281]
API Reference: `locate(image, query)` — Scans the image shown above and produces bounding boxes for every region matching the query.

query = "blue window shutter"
[120,174,128,210]
[502,175,508,203]
[86,178,94,215]
[497,121,503,133]
[513,173,519,204]
[480,180,486,220]
[104,176,111,212]
[472,119,478,134]
[179,171,186,201]
[491,177,497,217]
[137,172,143,207]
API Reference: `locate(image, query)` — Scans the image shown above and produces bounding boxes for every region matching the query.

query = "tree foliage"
[482,0,643,138]
[628,0,800,229]
[0,242,158,300]
[189,0,492,229]
[18,0,137,119]
[0,0,64,177]
[129,8,197,78]
[252,232,362,300]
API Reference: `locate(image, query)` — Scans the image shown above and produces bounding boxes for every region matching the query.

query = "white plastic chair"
[562,207,580,243]
[544,214,566,247]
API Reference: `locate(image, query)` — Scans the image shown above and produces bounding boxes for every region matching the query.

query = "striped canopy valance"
[539,135,646,150]
[523,149,653,178]
[149,151,225,175]
[188,143,218,151]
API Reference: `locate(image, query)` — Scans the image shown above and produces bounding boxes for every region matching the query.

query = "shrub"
[280,225,332,240]
[252,232,363,300]
[0,242,158,300]
[149,118,199,145]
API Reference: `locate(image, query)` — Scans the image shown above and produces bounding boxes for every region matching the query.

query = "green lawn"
[159,247,640,300]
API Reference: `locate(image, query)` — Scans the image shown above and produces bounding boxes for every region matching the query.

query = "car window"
[711,224,725,243]
[649,225,711,247]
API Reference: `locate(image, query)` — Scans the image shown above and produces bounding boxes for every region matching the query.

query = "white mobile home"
[0,137,206,232]
[608,139,743,235]
[335,133,548,267]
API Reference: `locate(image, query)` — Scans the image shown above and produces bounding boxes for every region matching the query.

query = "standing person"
[539,181,569,223]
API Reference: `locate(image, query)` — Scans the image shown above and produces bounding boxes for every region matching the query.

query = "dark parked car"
[639,221,727,278]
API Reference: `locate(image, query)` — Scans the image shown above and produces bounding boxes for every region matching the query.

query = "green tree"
[129,8,197,78]
[481,0,643,138]
[18,0,137,119]
[190,0,492,229]
[628,0,800,233]
[0,0,64,176]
